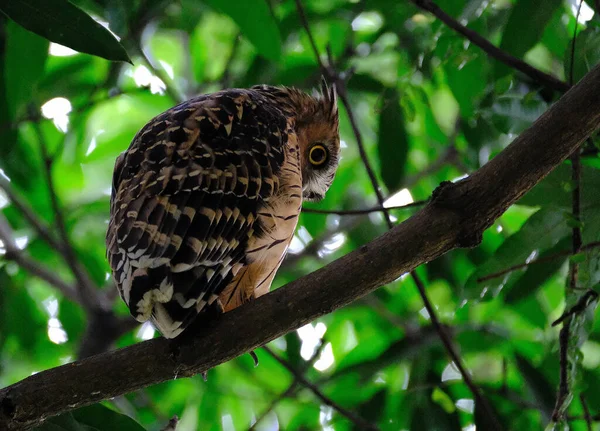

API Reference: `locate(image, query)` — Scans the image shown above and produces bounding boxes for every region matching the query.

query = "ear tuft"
[319,76,338,119]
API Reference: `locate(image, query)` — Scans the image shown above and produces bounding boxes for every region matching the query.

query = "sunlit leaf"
[0,0,131,63]
[203,0,281,61]
[465,208,571,300]
[496,0,563,78]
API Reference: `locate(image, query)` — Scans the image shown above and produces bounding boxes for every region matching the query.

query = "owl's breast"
[218,135,302,310]
[248,135,302,291]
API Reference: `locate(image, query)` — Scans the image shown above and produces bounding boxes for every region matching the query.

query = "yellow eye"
[309,144,328,166]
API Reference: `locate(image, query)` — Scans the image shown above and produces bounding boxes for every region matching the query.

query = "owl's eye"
[309,144,328,166]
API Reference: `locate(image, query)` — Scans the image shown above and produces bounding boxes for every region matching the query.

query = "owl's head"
[253,80,340,202]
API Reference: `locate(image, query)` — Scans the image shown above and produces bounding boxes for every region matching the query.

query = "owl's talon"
[201,371,208,381]
[249,350,259,367]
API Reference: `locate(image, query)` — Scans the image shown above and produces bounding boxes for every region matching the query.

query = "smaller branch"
[263,347,379,431]
[138,37,183,103]
[552,9,584,418]
[249,340,327,431]
[220,34,241,89]
[477,241,600,283]
[294,0,327,72]
[295,3,500,428]
[0,175,64,253]
[33,121,103,312]
[552,318,572,422]
[580,395,593,431]
[552,289,598,327]
[412,274,503,431]
[301,200,427,215]
[412,0,570,93]
[569,152,583,290]
[0,215,79,303]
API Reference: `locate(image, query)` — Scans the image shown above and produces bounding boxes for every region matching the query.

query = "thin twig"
[580,395,593,431]
[552,290,599,327]
[477,241,600,283]
[552,318,572,422]
[412,0,570,93]
[552,3,584,421]
[249,340,327,431]
[138,41,183,103]
[263,347,379,431]
[0,215,79,302]
[412,273,503,431]
[302,200,427,215]
[0,175,64,253]
[294,1,502,428]
[32,121,102,312]
[294,0,327,71]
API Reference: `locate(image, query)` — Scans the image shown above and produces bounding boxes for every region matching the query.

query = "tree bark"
[2,63,600,430]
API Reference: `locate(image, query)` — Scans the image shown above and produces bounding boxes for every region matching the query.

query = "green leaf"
[4,20,47,119]
[519,164,600,211]
[495,0,562,78]
[377,88,409,192]
[444,51,487,118]
[0,0,131,63]
[515,355,555,422]
[203,0,281,61]
[465,208,571,300]
[565,27,600,84]
[504,237,570,304]
[37,403,146,431]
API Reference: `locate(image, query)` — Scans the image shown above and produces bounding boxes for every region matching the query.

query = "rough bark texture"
[2,63,600,430]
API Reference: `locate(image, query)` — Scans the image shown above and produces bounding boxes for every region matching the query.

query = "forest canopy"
[1,0,600,430]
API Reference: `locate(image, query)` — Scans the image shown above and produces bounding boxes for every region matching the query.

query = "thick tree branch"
[1,61,600,431]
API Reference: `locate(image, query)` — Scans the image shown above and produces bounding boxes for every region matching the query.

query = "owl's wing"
[107,90,289,338]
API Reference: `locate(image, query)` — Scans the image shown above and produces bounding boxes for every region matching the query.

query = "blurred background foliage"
[1,0,600,430]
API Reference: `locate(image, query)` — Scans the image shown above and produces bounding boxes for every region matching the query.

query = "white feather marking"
[152,303,184,338]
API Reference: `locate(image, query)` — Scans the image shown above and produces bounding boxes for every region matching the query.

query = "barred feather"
[107,84,339,338]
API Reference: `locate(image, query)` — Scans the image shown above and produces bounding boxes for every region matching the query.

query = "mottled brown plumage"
[107,81,339,338]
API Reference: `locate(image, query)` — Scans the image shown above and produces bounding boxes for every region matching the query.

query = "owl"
[106,80,340,338]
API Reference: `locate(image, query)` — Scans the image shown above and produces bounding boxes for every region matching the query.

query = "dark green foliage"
[0,0,131,63]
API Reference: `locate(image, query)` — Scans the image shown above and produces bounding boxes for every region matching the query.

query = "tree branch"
[0,175,65,254]
[301,200,427,215]
[0,215,80,303]
[33,123,104,312]
[263,347,379,431]
[1,48,599,431]
[412,0,570,92]
[296,1,502,425]
[477,240,600,283]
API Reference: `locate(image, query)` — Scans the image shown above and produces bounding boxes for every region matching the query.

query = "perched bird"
[106,80,340,338]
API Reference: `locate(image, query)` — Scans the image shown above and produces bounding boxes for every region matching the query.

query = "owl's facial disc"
[302,140,339,202]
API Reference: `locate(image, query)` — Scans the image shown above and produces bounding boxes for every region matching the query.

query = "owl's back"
[107,88,293,337]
